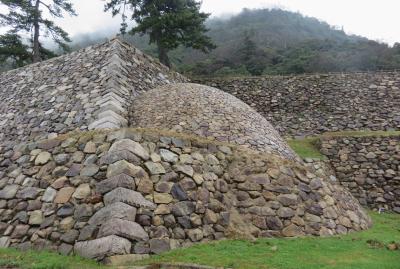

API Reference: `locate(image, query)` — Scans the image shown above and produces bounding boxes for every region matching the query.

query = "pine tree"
[0,32,31,67]
[0,0,76,63]
[105,0,215,67]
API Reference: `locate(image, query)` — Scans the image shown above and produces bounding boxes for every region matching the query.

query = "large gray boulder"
[88,202,137,226]
[98,218,149,241]
[103,187,156,209]
[74,235,131,260]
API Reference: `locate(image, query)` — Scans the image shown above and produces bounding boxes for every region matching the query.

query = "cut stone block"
[104,187,156,209]
[98,218,149,241]
[106,160,149,179]
[74,235,131,260]
[88,202,137,226]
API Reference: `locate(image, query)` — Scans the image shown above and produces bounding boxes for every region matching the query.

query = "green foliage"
[287,137,325,159]
[137,212,400,269]
[0,248,104,269]
[104,0,215,67]
[0,0,76,63]
[0,32,31,67]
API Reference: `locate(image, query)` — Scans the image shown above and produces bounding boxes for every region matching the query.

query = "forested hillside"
[3,8,400,76]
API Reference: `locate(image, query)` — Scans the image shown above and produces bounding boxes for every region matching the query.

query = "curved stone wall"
[0,129,371,260]
[198,72,400,137]
[130,83,296,160]
[320,135,400,213]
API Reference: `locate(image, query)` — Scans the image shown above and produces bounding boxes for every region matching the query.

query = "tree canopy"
[0,0,76,63]
[104,0,215,67]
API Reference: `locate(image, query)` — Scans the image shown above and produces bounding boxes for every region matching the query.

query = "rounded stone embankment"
[0,128,371,261]
[131,83,296,160]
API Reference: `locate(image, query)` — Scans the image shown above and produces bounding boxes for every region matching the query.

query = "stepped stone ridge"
[0,38,373,262]
[0,37,186,147]
[131,83,297,159]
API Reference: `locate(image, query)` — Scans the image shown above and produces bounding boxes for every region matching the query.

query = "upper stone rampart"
[0,38,187,148]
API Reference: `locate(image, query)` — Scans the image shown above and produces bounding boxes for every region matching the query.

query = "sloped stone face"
[0,38,186,147]
[130,83,297,160]
[74,235,131,260]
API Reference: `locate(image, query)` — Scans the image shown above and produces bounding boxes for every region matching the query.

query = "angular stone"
[104,187,156,209]
[57,204,75,217]
[80,165,99,177]
[282,224,304,237]
[96,174,136,194]
[88,202,137,226]
[149,238,170,254]
[0,236,10,248]
[160,149,178,163]
[266,216,283,230]
[42,187,57,202]
[29,210,44,225]
[0,185,19,199]
[171,184,188,201]
[171,201,195,216]
[277,207,295,218]
[59,217,75,231]
[109,139,149,160]
[17,187,42,199]
[78,225,97,241]
[98,218,149,241]
[54,187,75,203]
[74,235,131,260]
[145,161,166,175]
[277,194,298,206]
[35,151,51,165]
[153,192,173,204]
[61,230,79,243]
[65,164,82,177]
[188,228,204,242]
[107,160,149,179]
[175,165,194,177]
[84,142,96,154]
[11,224,29,239]
[137,178,154,194]
[72,184,91,199]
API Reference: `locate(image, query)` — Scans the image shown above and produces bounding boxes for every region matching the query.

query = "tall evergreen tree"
[0,0,76,63]
[105,0,215,67]
[0,32,31,67]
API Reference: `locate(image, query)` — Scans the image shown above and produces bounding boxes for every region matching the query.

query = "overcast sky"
[1,0,400,45]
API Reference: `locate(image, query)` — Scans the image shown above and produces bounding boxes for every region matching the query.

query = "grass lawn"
[137,211,400,269]
[287,137,325,159]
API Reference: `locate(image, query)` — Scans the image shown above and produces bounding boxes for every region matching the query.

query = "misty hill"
[119,8,400,76]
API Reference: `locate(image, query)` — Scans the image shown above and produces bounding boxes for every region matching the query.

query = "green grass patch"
[321,130,400,138]
[287,137,325,159]
[0,248,104,269]
[137,212,400,269]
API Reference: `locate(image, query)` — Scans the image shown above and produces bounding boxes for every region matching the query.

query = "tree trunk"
[156,39,171,68]
[32,0,41,63]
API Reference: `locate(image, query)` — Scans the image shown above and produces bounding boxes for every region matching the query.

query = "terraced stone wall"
[320,135,400,213]
[0,128,370,261]
[197,72,400,137]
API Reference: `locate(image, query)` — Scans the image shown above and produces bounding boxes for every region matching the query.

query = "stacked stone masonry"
[198,73,400,137]
[0,129,371,260]
[131,83,297,160]
[0,37,187,148]
[320,135,400,213]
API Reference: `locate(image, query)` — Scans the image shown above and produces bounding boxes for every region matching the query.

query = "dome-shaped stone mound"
[131,83,296,160]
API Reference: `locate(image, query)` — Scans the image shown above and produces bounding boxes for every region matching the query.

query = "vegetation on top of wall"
[287,138,325,160]
[321,130,400,138]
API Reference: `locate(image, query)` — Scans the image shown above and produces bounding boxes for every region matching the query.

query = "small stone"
[84,142,96,154]
[35,151,51,165]
[0,185,19,199]
[80,165,99,177]
[60,230,79,243]
[149,238,171,254]
[54,187,75,203]
[145,161,166,175]
[72,184,91,199]
[42,187,57,202]
[188,228,203,242]
[29,210,43,225]
[172,201,195,216]
[59,217,75,231]
[175,165,194,177]
[282,224,304,237]
[153,192,173,204]
[160,149,178,163]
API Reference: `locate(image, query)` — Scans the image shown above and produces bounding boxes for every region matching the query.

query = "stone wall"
[197,72,400,137]
[0,128,371,260]
[319,135,400,213]
[0,38,186,148]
